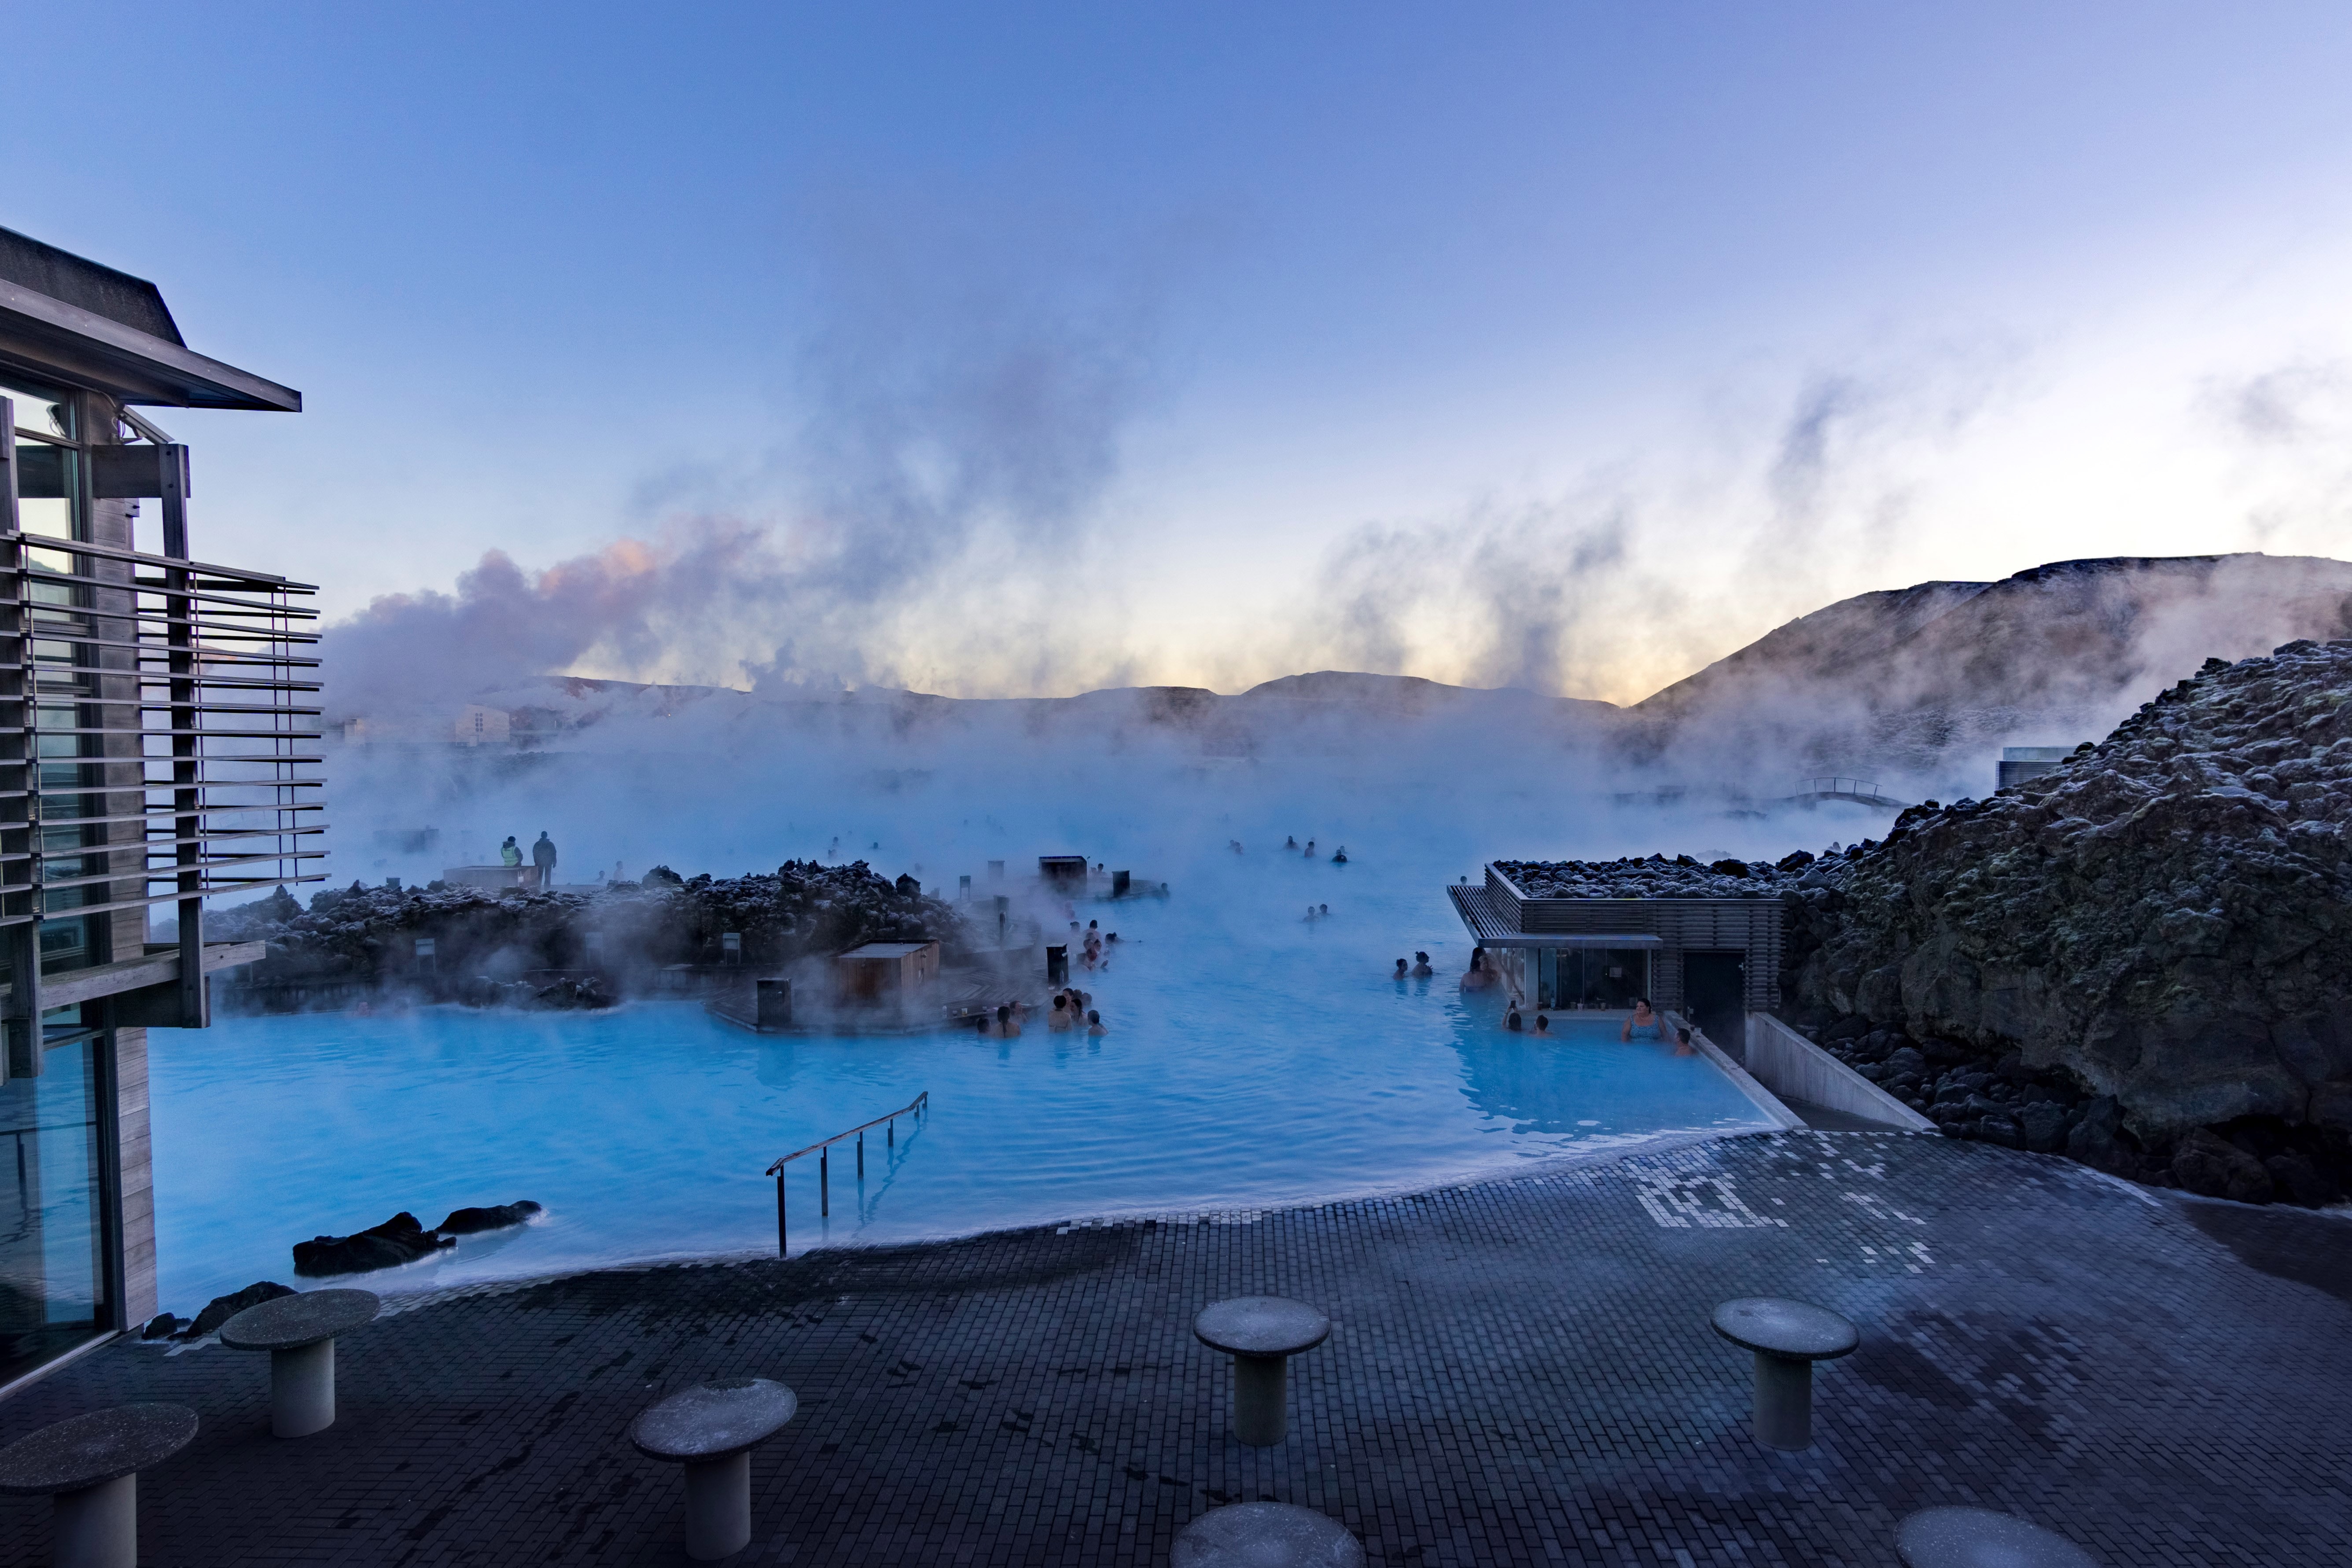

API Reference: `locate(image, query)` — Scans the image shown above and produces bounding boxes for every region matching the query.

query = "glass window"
[12,443,76,541]
[1557,948,1652,1009]
[0,1024,112,1388]
[0,378,73,441]
[5,378,82,541]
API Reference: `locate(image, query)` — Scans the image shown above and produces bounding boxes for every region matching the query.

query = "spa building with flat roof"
[1448,861,1785,1044]
[1,226,323,1396]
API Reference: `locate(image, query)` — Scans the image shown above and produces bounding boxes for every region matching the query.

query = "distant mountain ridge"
[359,552,2352,788]
[1632,553,2352,780]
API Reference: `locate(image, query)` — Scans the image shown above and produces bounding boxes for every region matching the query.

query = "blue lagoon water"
[152,848,1775,1309]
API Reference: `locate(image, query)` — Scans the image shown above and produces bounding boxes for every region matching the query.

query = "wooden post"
[161,445,205,1028]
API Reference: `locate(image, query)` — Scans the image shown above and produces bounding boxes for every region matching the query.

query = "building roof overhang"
[0,276,300,412]
[1447,885,1666,948]
[837,941,939,959]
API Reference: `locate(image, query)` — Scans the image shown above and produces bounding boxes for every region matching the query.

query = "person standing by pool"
[1622,999,1664,1043]
[532,831,558,886]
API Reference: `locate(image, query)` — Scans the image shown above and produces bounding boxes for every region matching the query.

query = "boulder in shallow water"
[293,1211,455,1277]
[435,1200,544,1236]
[189,1281,296,1337]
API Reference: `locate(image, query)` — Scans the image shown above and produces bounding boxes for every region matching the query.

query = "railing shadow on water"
[765,1092,928,1255]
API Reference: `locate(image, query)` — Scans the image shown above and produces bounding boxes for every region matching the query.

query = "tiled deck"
[3,1130,2345,1565]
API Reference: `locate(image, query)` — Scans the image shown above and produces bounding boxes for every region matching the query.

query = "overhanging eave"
[0,278,300,411]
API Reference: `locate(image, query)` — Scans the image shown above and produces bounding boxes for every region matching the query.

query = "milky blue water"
[150,843,1776,1310]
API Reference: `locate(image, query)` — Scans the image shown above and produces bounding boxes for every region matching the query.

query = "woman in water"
[1086,1009,1107,1036]
[1048,995,1073,1031]
[1506,1008,1523,1031]
[1621,998,1664,1043]
[1412,951,1433,977]
[996,1003,1020,1038]
[1394,958,1409,980]
[1461,947,1493,990]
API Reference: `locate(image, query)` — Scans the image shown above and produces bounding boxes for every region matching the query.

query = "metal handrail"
[765,1092,928,1255]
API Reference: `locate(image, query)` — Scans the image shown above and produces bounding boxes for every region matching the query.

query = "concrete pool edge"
[1669,1009,1808,1131]
[180,1123,1889,1327]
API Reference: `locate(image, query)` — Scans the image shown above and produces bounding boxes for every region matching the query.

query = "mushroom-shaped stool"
[220,1288,381,1438]
[0,1403,198,1568]
[1193,1296,1330,1447]
[1897,1507,2100,1567]
[1710,1296,1858,1451]
[630,1377,798,1561]
[1173,1501,1363,1567]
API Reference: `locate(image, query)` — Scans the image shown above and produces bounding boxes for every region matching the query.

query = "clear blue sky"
[11,4,2352,699]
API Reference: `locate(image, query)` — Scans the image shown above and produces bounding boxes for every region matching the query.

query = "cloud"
[1301,497,1634,697]
[2198,358,2352,548]
[323,194,1177,714]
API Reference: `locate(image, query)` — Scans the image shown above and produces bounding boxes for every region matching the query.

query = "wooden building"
[0,226,321,1397]
[832,940,942,1004]
[1448,862,1783,1041]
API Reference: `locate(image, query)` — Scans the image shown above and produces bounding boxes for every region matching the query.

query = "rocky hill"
[1518,638,2352,1207]
[1635,553,2352,780]
[1784,637,2352,1205]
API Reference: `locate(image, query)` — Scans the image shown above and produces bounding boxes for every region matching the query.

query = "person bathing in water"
[1621,998,1663,1043]
[1674,1025,1696,1056]
[1086,1009,1107,1036]
[1412,952,1433,977]
[1461,947,1494,990]
[1505,1008,1523,1031]
[1534,1014,1551,1036]
[1394,958,1409,980]
[1049,995,1073,1031]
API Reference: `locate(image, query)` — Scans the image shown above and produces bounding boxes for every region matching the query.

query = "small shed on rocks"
[832,940,941,1004]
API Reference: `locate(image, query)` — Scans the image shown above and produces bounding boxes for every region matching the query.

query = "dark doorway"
[1682,950,1745,1053]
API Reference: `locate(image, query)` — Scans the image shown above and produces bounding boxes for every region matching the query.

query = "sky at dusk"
[10,3,2352,703]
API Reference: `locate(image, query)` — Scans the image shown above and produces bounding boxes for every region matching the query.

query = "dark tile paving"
[4,1131,2347,1565]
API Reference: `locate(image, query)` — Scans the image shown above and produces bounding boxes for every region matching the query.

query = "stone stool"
[1710,1296,1858,1451]
[0,1403,198,1568]
[1897,1507,2100,1567]
[1173,1501,1364,1567]
[1193,1296,1330,1447]
[219,1287,381,1438]
[630,1377,798,1561]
